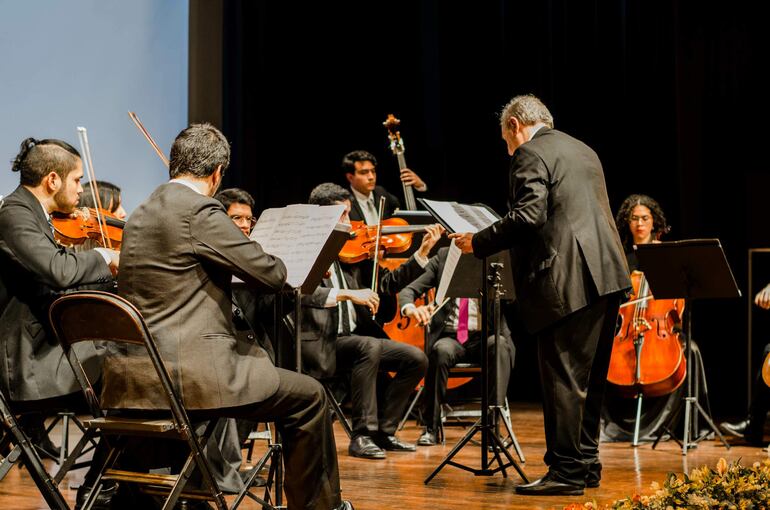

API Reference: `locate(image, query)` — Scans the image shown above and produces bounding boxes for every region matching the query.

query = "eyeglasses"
[230,215,257,226]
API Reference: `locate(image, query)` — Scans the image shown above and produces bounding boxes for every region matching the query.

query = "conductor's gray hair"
[500,94,554,129]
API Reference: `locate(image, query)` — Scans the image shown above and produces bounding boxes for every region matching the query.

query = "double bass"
[379,115,471,389]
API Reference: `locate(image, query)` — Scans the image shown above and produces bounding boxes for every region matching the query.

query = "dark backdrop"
[191,0,770,417]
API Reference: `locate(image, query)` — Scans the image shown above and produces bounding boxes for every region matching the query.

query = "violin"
[338,219,427,264]
[762,351,770,387]
[607,270,686,398]
[52,208,125,249]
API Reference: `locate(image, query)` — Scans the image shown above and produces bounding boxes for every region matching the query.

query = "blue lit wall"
[0,0,188,213]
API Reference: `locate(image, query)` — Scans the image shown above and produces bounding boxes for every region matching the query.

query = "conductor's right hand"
[755,283,770,309]
[340,289,380,314]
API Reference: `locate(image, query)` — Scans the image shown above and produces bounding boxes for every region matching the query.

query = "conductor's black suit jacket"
[472,128,630,334]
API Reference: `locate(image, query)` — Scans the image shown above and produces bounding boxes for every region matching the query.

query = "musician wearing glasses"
[215,187,257,236]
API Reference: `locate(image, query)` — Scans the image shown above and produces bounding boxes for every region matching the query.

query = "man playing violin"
[343,150,427,224]
[302,182,443,459]
[398,246,516,446]
[0,137,120,508]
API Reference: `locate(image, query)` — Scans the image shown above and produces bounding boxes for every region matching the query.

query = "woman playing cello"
[602,194,704,443]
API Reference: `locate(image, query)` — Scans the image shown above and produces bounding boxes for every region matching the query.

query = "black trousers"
[537,292,622,486]
[422,331,514,431]
[748,343,770,439]
[336,334,427,436]
[213,368,341,510]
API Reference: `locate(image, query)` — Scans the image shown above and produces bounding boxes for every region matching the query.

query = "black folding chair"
[0,390,70,510]
[48,291,228,510]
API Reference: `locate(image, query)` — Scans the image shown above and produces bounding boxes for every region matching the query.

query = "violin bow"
[128,111,170,168]
[75,127,112,249]
[370,197,387,298]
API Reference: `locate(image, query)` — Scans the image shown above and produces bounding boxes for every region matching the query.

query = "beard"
[53,185,78,214]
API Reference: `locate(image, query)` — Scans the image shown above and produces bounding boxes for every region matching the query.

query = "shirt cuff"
[93,248,112,266]
[324,288,339,308]
[401,302,417,316]
[413,251,429,268]
[414,183,427,192]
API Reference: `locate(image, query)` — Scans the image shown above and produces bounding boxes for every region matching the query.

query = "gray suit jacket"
[102,182,287,410]
[0,186,113,401]
[473,128,631,334]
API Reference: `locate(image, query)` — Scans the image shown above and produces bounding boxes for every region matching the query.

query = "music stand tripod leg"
[632,393,643,447]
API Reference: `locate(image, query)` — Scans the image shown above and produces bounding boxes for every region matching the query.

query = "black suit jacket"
[104,182,287,410]
[473,128,631,334]
[348,185,401,224]
[398,247,514,355]
[299,256,424,379]
[0,186,114,401]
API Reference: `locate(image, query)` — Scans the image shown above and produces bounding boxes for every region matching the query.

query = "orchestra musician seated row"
[299,183,442,460]
[98,124,351,510]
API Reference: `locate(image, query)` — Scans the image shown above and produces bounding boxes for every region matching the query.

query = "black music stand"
[423,255,527,484]
[634,239,741,455]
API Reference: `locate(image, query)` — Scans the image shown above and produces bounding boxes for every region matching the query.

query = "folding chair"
[0,390,70,510]
[48,291,230,510]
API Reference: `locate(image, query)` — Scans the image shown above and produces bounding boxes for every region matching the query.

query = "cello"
[607,270,687,398]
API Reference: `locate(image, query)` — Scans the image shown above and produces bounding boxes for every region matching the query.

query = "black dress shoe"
[373,433,416,452]
[75,481,119,510]
[515,473,584,496]
[585,463,601,488]
[417,429,437,446]
[719,419,749,438]
[348,435,386,459]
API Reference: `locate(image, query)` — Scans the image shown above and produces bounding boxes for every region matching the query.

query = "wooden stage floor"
[1,402,768,509]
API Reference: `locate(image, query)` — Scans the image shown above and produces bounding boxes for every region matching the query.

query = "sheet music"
[421,199,499,233]
[435,240,463,305]
[248,204,347,288]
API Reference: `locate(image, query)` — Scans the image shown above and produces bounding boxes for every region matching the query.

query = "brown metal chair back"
[48,290,226,509]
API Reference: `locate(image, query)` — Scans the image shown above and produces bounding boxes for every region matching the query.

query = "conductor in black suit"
[343,150,427,224]
[452,95,630,496]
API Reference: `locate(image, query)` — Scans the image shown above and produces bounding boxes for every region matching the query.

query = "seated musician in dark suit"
[0,137,120,508]
[720,282,770,446]
[300,183,443,459]
[343,150,427,224]
[398,246,516,446]
[101,125,351,510]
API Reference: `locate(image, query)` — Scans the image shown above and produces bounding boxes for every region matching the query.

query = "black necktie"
[334,262,352,336]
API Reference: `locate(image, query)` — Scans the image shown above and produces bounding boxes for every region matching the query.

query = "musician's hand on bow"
[102,248,120,276]
[399,168,426,190]
[417,224,445,259]
[755,283,770,309]
[449,232,475,254]
[71,207,91,221]
[403,303,435,326]
[340,288,380,314]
